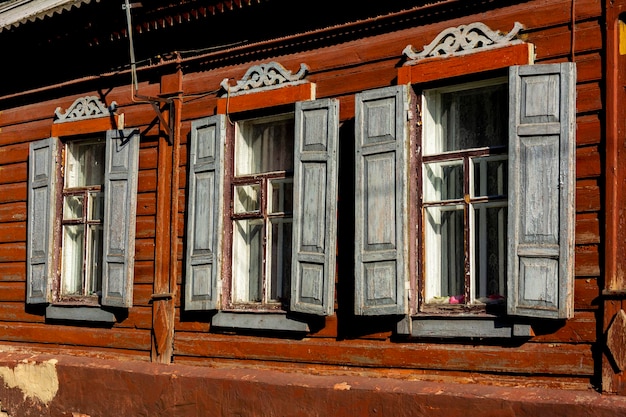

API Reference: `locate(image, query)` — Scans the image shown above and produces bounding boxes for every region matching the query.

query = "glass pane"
[63,194,84,220]
[423,160,464,202]
[473,157,507,198]
[424,206,465,303]
[233,184,261,214]
[232,219,264,303]
[236,116,294,176]
[61,224,84,296]
[88,191,104,221]
[65,140,105,188]
[440,83,507,152]
[269,220,292,302]
[270,179,293,214]
[87,224,103,295]
[474,204,507,303]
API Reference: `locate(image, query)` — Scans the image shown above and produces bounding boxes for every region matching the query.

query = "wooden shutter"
[26,137,58,304]
[354,85,412,315]
[290,99,339,315]
[507,63,576,319]
[101,129,140,308]
[184,115,226,311]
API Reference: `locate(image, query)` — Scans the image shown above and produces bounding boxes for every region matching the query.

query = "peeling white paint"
[0,359,59,405]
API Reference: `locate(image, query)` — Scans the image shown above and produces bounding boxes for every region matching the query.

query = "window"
[421,78,508,306]
[60,138,105,301]
[27,129,140,313]
[185,99,340,325]
[229,114,295,309]
[355,63,576,326]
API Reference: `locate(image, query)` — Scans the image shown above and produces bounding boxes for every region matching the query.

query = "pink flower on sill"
[449,295,465,304]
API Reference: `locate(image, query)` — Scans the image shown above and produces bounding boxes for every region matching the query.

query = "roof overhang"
[0,0,97,32]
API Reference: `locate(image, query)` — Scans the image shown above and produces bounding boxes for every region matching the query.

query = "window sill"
[212,311,309,332]
[397,316,533,339]
[46,305,116,323]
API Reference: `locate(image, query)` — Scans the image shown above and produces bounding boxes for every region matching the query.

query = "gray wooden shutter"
[26,137,58,304]
[101,129,140,308]
[354,85,411,315]
[184,115,226,311]
[507,63,576,319]
[290,99,339,315]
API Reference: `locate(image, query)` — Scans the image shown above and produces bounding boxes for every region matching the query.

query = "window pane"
[269,179,293,214]
[236,116,294,175]
[87,224,103,295]
[63,194,84,220]
[424,206,465,302]
[232,219,264,303]
[233,184,261,214]
[472,157,507,198]
[88,191,104,221]
[440,83,507,152]
[65,140,105,187]
[269,220,292,302]
[61,224,84,296]
[474,204,507,302]
[423,160,464,202]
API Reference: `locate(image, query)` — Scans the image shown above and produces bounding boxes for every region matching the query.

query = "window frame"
[57,135,107,306]
[223,111,296,312]
[27,127,140,318]
[185,95,340,327]
[418,76,509,314]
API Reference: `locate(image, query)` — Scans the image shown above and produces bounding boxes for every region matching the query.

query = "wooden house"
[0,0,626,415]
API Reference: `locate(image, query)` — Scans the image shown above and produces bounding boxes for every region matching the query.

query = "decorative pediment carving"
[403,22,525,63]
[54,96,117,123]
[220,62,309,96]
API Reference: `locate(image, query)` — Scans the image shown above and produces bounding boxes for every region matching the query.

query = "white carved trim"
[403,22,525,63]
[220,62,309,97]
[54,96,117,123]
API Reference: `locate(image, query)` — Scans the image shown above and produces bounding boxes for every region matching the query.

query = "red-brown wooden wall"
[0,0,609,390]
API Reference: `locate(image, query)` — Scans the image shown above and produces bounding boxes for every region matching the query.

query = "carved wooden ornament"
[54,96,117,123]
[220,62,309,97]
[403,21,525,63]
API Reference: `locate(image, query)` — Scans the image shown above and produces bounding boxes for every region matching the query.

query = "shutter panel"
[507,63,576,319]
[354,85,411,315]
[184,115,226,311]
[27,137,58,304]
[101,129,140,307]
[290,99,339,315]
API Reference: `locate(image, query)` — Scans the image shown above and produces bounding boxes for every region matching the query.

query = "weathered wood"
[0,322,151,352]
[354,85,412,316]
[0,183,26,204]
[575,277,599,311]
[577,146,601,179]
[507,63,576,319]
[216,83,315,114]
[0,222,25,243]
[576,213,600,245]
[0,202,26,222]
[0,262,24,281]
[50,114,122,137]
[575,246,601,277]
[576,180,601,212]
[398,43,533,85]
[0,162,27,184]
[291,99,339,316]
[173,332,594,376]
[184,115,225,311]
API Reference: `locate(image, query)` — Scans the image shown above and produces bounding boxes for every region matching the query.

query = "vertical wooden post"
[151,59,182,363]
[604,0,626,394]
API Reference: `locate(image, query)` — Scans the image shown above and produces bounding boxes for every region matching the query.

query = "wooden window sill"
[212,311,309,332]
[397,316,533,339]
